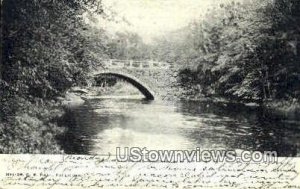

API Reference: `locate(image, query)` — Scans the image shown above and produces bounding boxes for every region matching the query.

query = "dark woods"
[155,0,300,103]
[0,0,103,153]
[0,0,299,153]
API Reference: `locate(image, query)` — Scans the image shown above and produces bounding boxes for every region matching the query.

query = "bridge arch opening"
[94,72,155,100]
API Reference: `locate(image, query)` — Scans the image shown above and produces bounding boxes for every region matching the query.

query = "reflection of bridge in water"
[89,59,179,100]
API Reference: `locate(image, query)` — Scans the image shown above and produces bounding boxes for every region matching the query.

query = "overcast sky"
[90,0,237,43]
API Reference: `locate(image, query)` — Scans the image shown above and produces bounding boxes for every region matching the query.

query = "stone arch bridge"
[89,59,180,100]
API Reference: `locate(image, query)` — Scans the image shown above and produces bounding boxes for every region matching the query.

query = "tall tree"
[0,0,104,153]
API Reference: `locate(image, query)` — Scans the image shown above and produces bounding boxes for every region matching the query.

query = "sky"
[87,0,232,43]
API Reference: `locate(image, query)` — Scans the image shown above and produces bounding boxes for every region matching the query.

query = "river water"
[59,95,300,157]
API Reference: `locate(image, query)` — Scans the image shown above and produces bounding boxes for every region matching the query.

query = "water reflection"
[58,97,300,156]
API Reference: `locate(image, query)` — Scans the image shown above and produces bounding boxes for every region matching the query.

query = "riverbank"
[0,89,89,154]
[178,85,299,119]
[0,97,65,153]
[264,100,300,120]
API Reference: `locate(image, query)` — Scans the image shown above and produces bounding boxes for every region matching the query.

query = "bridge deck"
[100,59,171,69]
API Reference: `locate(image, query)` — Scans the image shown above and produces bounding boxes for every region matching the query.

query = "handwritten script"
[0,155,299,189]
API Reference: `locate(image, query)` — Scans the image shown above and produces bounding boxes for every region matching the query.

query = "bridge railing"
[99,59,171,69]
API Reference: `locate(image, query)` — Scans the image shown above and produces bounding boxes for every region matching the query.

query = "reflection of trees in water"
[57,99,299,156]
[178,101,299,157]
[57,106,109,154]
[57,100,131,154]
[250,118,299,157]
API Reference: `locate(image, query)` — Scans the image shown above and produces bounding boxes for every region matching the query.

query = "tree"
[154,0,299,103]
[0,0,104,153]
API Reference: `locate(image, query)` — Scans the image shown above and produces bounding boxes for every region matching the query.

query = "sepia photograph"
[0,0,300,188]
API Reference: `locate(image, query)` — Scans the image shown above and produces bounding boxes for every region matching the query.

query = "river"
[59,95,300,157]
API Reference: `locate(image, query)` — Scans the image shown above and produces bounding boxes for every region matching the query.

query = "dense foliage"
[0,0,103,153]
[152,0,299,104]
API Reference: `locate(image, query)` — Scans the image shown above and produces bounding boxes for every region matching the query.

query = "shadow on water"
[57,103,115,154]
[57,98,300,156]
[178,100,300,156]
[57,98,153,154]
